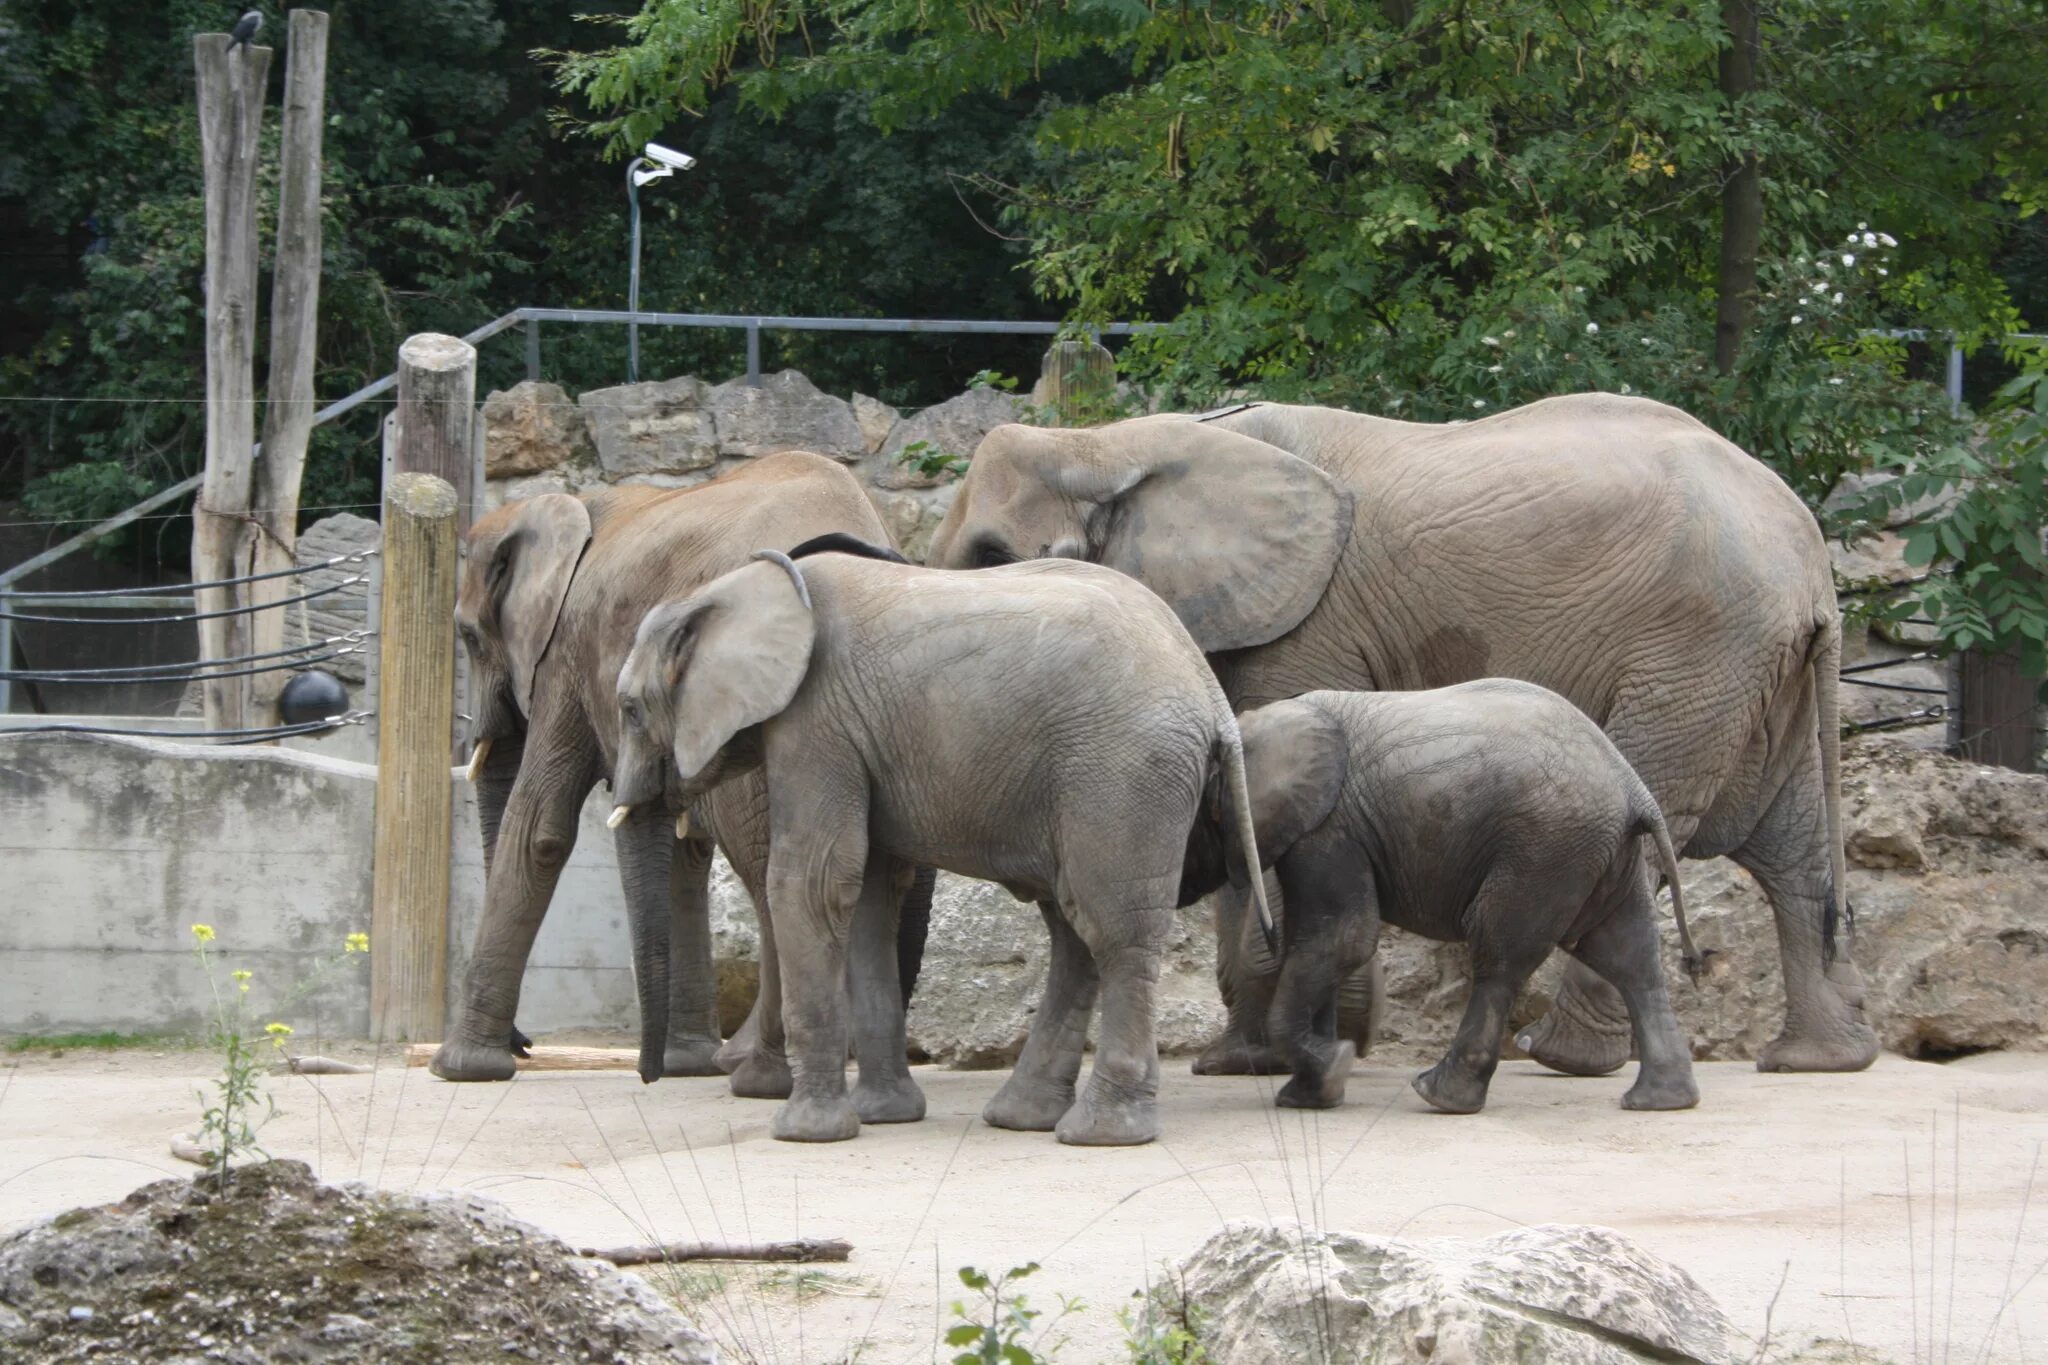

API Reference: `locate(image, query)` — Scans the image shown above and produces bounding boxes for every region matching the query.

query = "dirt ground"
[2,1044,2044,1364]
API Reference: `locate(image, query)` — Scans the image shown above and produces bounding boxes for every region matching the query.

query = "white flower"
[1472,399,1486,409]
[1486,364,1503,373]
[1833,292,1843,304]
[1791,314,1804,324]
[1878,232,1897,247]
[1842,253,1856,267]
[1574,286,1586,294]
[1504,329,1516,338]
[1798,298,1810,306]
[1619,383,1632,394]
[1829,377,1844,385]
[1482,335,1501,347]
[1877,267,1889,276]
[1861,232,1878,248]
[1585,322,1600,334]
[1817,260,1831,271]
[1857,221,1868,229]
[1641,337,1654,345]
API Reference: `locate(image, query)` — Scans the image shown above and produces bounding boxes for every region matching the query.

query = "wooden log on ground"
[405,1043,640,1071]
[371,471,460,1042]
[580,1239,853,1266]
[250,10,331,715]
[191,32,273,731]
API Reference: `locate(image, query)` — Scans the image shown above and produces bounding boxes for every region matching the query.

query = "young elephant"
[1180,681,1703,1115]
[611,548,1271,1146]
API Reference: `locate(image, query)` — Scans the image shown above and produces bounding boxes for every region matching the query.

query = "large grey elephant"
[609,548,1270,1146]
[429,453,930,1089]
[928,395,1873,1076]
[1178,682,1703,1115]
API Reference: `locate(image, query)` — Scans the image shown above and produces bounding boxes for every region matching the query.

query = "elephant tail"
[1812,613,1848,967]
[1634,788,1705,984]
[1220,716,1277,954]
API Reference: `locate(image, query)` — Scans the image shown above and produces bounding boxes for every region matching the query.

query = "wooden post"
[191,33,273,731]
[250,10,331,714]
[1948,646,2042,774]
[370,472,460,1042]
[1038,338,1117,426]
[394,333,477,760]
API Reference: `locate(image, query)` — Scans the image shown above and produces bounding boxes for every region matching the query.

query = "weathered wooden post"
[392,334,477,761]
[1947,647,2042,774]
[1037,337,1117,426]
[370,471,460,1041]
[191,31,273,730]
[250,10,331,713]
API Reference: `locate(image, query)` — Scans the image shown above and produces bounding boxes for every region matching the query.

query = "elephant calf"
[1180,681,1704,1115]
[610,547,1270,1146]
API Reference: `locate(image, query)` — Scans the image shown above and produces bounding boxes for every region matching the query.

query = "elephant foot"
[981,1074,1076,1132]
[428,1036,518,1083]
[663,1038,726,1078]
[770,1093,861,1143]
[1621,1069,1701,1111]
[852,1075,926,1125]
[728,1049,795,1100]
[1756,1022,1879,1073]
[714,1014,761,1076]
[1276,1042,1356,1111]
[1054,1084,1158,1147]
[1411,1059,1489,1114]
[1515,994,1632,1078]
[1190,1029,1290,1076]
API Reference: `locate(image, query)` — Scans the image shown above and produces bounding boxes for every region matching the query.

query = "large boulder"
[579,376,719,477]
[869,386,1025,491]
[707,370,866,460]
[1156,1221,1734,1364]
[482,380,595,478]
[0,1160,720,1364]
[851,392,900,453]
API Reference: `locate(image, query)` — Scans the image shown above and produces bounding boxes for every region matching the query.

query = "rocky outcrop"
[868,387,1024,491]
[0,1160,720,1364]
[483,381,594,478]
[706,370,865,461]
[578,376,720,478]
[1153,1221,1734,1364]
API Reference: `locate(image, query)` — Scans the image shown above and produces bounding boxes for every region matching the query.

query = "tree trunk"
[251,11,331,714]
[191,34,273,731]
[1714,0,1762,376]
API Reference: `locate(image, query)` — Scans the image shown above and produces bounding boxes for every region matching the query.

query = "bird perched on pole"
[226,10,262,53]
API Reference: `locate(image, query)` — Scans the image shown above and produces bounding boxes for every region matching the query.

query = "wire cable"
[0,631,371,680]
[0,551,376,599]
[1,646,362,686]
[0,574,367,625]
[0,710,373,743]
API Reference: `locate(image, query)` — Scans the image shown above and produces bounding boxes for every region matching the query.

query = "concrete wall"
[0,731,641,1039]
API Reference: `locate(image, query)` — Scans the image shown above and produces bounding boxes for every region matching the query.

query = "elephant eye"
[972,537,1017,569]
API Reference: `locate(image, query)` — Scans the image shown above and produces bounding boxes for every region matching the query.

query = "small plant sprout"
[944,1263,1083,1365]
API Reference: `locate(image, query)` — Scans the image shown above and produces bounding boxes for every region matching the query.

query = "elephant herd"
[429,392,1877,1147]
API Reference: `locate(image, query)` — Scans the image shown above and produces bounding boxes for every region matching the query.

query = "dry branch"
[580,1238,852,1266]
[405,1044,638,1071]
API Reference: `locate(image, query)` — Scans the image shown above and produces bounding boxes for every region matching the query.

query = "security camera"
[644,143,696,172]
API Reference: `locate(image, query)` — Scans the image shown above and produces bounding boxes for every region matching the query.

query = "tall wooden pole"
[192,34,273,731]
[393,333,477,761]
[370,472,460,1042]
[251,10,331,713]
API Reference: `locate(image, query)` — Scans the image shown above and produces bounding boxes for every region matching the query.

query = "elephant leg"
[1273,845,1377,1111]
[1566,885,1700,1111]
[765,792,869,1144]
[1057,899,1171,1148]
[848,858,925,1124]
[469,732,534,1058]
[1734,749,1879,1073]
[433,703,599,1082]
[662,836,724,1077]
[722,834,794,1099]
[896,865,936,1007]
[1514,956,1635,1078]
[1414,874,1557,1114]
[1191,873,1290,1076]
[985,900,1100,1132]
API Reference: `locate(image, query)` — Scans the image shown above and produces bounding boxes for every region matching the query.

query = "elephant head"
[926,416,1353,652]
[611,550,817,823]
[457,494,593,772]
[1179,699,1350,909]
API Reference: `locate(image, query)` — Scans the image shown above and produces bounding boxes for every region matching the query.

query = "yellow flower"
[190,924,215,944]
[344,932,370,955]
[232,968,253,993]
[264,1022,294,1049]
[1626,150,1652,174]
[1661,161,1677,177]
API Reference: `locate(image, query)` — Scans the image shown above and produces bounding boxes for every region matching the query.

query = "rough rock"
[0,1160,719,1364]
[579,376,719,477]
[707,370,865,461]
[851,392,900,453]
[1155,1221,1734,1365]
[874,484,960,563]
[870,387,1024,491]
[1366,735,2048,1067]
[482,381,594,478]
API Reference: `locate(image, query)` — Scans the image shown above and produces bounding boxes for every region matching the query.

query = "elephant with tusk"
[430,453,932,1090]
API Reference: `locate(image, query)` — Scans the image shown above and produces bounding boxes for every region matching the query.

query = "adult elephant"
[927,395,1876,1076]
[430,452,931,1089]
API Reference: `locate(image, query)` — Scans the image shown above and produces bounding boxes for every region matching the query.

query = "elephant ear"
[491,494,592,715]
[1053,416,1353,652]
[642,554,817,785]
[1236,699,1348,862]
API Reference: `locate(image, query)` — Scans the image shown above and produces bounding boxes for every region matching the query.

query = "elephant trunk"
[471,731,527,880]
[613,811,674,1084]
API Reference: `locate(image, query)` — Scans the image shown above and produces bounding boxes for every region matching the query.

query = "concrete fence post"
[1038,338,1117,426]
[370,472,459,1041]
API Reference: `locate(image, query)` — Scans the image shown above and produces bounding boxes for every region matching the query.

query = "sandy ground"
[2,1046,2044,1364]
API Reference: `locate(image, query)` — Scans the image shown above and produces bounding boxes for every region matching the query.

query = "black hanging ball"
[278,669,350,728]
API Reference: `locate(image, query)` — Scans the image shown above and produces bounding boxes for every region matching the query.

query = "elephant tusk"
[675,810,691,840]
[464,738,492,783]
[607,803,634,829]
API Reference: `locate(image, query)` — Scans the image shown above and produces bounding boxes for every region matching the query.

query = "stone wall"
[482,370,1030,561]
